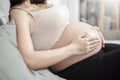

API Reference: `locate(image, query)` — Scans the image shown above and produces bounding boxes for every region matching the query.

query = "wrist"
[67,44,78,56]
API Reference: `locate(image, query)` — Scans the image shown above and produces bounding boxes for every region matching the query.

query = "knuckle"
[86,42,89,45]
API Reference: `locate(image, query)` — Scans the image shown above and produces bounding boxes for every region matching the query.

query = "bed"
[0,0,66,80]
[0,0,120,80]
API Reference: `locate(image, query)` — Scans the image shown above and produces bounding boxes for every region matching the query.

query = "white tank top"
[29,5,69,50]
[10,5,69,50]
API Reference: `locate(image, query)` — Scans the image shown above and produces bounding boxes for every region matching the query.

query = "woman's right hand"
[70,33,100,55]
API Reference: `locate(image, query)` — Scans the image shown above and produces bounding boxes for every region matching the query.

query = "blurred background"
[79,0,120,31]
[48,0,120,41]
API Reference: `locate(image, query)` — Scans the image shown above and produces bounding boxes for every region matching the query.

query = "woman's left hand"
[94,26,105,48]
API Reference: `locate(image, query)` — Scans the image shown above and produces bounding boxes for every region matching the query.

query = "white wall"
[60,0,80,21]
[47,0,80,21]
[47,0,60,5]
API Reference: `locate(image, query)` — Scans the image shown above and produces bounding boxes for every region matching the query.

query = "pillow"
[0,0,10,25]
[0,21,66,80]
[0,21,17,47]
[0,22,34,80]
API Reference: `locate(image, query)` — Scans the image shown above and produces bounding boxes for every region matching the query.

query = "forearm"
[50,47,99,72]
[25,44,73,70]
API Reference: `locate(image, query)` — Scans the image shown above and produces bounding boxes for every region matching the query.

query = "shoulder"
[9,7,30,28]
[10,7,29,21]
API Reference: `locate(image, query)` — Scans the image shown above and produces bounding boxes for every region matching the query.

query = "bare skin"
[50,22,103,72]
[10,1,103,71]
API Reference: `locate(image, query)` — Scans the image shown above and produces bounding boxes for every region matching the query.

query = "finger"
[85,41,99,53]
[87,47,97,53]
[87,37,99,42]
[102,37,105,48]
[102,38,105,48]
[103,44,105,48]
[88,39,100,45]
[94,26,100,31]
[84,37,89,41]
[78,33,87,38]
[98,32,105,48]
[89,42,99,49]
[99,31,104,40]
[93,26,105,48]
[87,42,100,52]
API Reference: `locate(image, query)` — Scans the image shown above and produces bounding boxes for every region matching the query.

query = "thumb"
[79,33,87,38]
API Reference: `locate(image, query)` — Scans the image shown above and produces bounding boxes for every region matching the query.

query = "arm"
[10,9,74,70]
[10,9,99,70]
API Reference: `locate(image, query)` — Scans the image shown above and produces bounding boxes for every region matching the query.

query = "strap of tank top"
[10,7,35,21]
[10,7,29,13]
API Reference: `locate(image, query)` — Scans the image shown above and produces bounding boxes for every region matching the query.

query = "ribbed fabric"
[30,5,69,50]
[10,5,69,50]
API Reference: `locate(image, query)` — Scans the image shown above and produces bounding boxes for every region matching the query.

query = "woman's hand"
[93,26,105,48]
[71,33,100,55]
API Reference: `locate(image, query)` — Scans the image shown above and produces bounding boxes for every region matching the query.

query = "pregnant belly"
[52,21,102,54]
[51,21,102,72]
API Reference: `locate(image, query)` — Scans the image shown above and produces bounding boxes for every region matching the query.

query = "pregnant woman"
[9,0,120,80]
